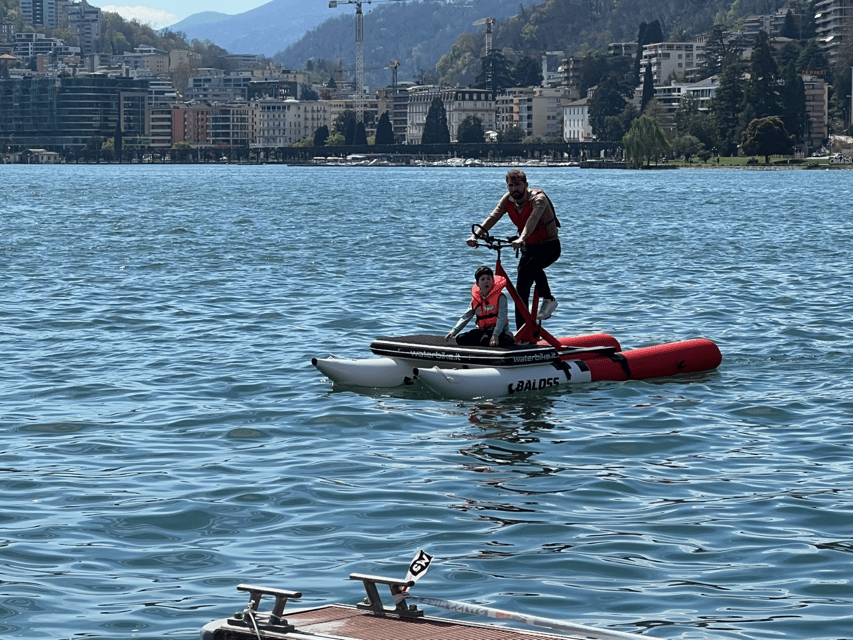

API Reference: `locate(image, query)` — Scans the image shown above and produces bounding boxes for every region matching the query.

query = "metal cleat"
[349,573,424,618]
[226,584,303,632]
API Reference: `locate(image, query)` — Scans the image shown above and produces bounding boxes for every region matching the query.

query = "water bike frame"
[471,225,563,351]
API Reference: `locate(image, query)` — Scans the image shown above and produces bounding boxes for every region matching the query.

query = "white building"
[252,98,331,148]
[641,41,704,86]
[532,86,577,140]
[563,96,592,142]
[406,86,495,144]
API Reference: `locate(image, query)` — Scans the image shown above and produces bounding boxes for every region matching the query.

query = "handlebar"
[471,224,518,250]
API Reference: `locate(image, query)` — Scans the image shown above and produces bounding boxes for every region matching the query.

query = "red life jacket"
[506,189,558,245]
[471,276,508,329]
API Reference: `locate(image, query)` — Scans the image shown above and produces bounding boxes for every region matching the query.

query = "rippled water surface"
[1,165,851,640]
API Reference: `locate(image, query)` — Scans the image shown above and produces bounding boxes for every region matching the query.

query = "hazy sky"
[97,1,271,29]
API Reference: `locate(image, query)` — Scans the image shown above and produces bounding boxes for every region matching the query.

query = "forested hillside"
[278,0,799,86]
[275,0,543,87]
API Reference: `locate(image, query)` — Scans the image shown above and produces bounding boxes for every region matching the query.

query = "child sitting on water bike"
[445,265,516,348]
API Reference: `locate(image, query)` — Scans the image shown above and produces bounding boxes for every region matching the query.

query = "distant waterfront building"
[406,85,495,144]
[0,74,147,152]
[531,86,577,139]
[496,88,535,136]
[172,103,210,147]
[815,0,853,67]
[186,69,254,103]
[563,95,592,142]
[641,41,705,85]
[208,101,253,150]
[803,73,829,151]
[66,0,101,57]
[252,98,331,148]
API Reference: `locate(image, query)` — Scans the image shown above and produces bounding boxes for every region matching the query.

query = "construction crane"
[329,0,404,124]
[473,17,496,54]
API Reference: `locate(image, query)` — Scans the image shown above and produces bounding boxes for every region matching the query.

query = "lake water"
[1,164,851,640]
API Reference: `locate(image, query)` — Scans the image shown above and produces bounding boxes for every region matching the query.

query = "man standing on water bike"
[467,169,561,332]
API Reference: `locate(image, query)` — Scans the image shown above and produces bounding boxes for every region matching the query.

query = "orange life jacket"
[506,189,559,245]
[471,276,508,330]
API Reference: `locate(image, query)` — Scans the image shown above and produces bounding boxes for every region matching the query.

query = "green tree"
[710,54,745,155]
[326,132,345,146]
[512,56,542,87]
[622,114,670,168]
[374,111,394,145]
[797,39,830,75]
[476,50,514,93]
[779,62,807,143]
[588,75,630,140]
[742,31,780,120]
[671,134,704,161]
[457,115,485,143]
[422,97,450,144]
[313,125,329,147]
[740,116,794,162]
[634,20,663,83]
[702,24,740,77]
[780,10,799,40]
[333,110,355,135]
[640,62,654,112]
[344,119,356,145]
[354,121,367,145]
[675,93,717,151]
[498,125,525,143]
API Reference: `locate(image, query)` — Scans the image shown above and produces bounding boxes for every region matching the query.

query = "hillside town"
[1,0,852,163]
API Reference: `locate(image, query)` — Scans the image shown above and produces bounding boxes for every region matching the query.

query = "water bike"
[312,229,722,399]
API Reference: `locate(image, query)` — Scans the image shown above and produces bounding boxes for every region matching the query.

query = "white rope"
[405,595,653,640]
[241,606,264,640]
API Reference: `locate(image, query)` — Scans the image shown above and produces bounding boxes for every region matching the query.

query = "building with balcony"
[641,41,704,86]
[406,86,495,144]
[815,0,853,67]
[563,95,592,142]
[0,74,147,152]
[186,69,254,103]
[172,103,209,147]
[66,0,101,57]
[252,98,331,148]
[496,88,535,137]
[208,101,253,151]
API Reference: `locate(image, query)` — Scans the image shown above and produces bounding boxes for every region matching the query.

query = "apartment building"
[803,73,829,151]
[563,95,592,142]
[252,98,331,147]
[496,88,535,136]
[186,69,255,103]
[815,0,853,67]
[406,86,495,144]
[641,41,704,86]
[172,104,210,147]
[532,86,576,140]
[0,74,147,151]
[66,0,101,57]
[209,102,253,149]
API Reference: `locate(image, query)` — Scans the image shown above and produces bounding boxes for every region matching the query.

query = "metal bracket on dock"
[227,584,303,632]
[349,573,424,618]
